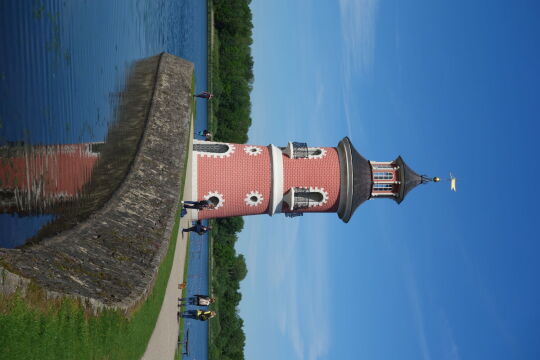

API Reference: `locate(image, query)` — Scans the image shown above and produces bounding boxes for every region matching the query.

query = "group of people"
[178,91,217,322]
[178,294,216,321]
[181,200,215,211]
[181,200,215,234]
[182,220,212,235]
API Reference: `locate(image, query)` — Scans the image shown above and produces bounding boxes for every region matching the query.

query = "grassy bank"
[0,185,186,360]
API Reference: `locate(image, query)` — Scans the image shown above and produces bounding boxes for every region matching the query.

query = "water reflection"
[0,142,101,214]
[0,55,160,248]
[1,0,208,249]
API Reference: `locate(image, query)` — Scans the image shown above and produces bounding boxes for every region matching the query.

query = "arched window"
[286,187,329,210]
[193,143,229,153]
[295,189,324,207]
[281,142,327,159]
[373,172,393,180]
[193,141,236,158]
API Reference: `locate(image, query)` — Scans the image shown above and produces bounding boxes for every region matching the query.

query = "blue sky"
[236,1,540,359]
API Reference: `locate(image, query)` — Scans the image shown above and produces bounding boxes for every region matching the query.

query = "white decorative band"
[268,144,284,215]
[307,148,327,159]
[307,186,329,207]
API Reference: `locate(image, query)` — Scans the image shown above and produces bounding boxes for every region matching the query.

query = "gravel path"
[142,134,194,360]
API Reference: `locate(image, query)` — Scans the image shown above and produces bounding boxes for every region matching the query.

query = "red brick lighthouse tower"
[191,137,436,222]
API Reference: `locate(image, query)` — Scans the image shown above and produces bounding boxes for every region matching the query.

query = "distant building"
[191,137,436,222]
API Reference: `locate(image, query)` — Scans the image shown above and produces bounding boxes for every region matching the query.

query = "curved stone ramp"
[0,53,193,313]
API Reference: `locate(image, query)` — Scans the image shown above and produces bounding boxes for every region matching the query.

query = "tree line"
[210,0,254,144]
[209,217,247,360]
[208,0,253,359]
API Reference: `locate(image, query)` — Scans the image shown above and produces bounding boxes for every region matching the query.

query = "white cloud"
[338,0,379,143]
[439,311,461,360]
[264,217,331,360]
[402,253,432,360]
[339,0,379,76]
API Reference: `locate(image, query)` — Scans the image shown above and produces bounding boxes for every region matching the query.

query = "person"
[196,129,213,140]
[180,310,216,321]
[178,295,216,307]
[194,294,216,306]
[197,129,213,141]
[181,200,216,211]
[196,310,216,321]
[182,220,212,235]
[194,91,213,99]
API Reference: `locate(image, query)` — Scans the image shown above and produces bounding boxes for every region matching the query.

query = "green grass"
[0,73,196,360]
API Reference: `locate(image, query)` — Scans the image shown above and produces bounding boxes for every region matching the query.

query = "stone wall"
[0,53,193,312]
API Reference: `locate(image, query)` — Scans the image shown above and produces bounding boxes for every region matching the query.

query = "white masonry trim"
[307,147,327,159]
[193,139,236,158]
[244,145,264,156]
[307,186,329,207]
[203,191,225,209]
[244,190,264,206]
[268,144,284,215]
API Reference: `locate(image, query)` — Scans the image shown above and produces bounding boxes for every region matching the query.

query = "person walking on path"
[180,310,216,321]
[182,220,212,235]
[178,295,216,307]
[194,91,213,99]
[181,200,216,211]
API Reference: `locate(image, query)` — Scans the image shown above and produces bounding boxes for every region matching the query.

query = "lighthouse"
[191,137,435,222]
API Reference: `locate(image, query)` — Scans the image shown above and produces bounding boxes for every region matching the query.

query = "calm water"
[181,231,210,359]
[0,0,208,248]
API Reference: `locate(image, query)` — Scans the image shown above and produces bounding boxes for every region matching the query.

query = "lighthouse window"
[294,191,324,208]
[374,172,393,180]
[291,187,328,209]
[292,142,309,159]
[193,143,229,153]
[373,184,393,191]
[373,164,393,169]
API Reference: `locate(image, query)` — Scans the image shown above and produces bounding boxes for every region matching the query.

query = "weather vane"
[431,173,457,192]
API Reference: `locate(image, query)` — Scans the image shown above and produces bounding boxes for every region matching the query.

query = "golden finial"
[433,177,440,182]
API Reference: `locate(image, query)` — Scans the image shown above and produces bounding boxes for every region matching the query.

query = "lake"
[0,0,208,247]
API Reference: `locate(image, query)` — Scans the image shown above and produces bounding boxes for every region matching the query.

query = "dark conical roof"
[337,137,372,223]
[394,156,426,204]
